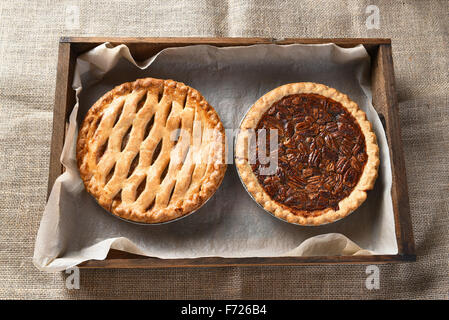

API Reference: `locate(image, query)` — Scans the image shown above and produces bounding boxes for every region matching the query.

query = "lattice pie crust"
[77,78,227,223]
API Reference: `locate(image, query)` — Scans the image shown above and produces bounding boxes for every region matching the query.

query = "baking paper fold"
[34,43,397,272]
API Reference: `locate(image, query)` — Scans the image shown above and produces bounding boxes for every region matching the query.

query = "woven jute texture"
[0,0,447,299]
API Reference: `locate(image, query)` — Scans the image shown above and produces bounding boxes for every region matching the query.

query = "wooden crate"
[48,37,415,268]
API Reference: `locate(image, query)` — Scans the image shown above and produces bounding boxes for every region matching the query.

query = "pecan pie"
[235,82,379,225]
[77,78,226,223]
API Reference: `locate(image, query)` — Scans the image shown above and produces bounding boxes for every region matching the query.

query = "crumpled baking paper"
[34,43,397,271]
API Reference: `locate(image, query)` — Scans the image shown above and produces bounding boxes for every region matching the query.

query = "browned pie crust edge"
[235,82,380,226]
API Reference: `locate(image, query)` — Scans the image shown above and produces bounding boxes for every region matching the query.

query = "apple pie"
[77,78,226,223]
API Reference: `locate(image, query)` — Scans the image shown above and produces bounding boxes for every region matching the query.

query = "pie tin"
[234,105,356,227]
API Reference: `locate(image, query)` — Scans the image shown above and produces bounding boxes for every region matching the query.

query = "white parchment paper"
[34,43,397,271]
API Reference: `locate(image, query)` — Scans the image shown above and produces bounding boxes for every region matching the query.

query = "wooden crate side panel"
[371,44,415,256]
[47,42,76,198]
[79,253,415,269]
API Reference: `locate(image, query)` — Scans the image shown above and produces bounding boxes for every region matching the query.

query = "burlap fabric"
[0,0,447,299]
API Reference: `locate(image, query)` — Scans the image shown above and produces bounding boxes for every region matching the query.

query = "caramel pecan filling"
[251,93,368,215]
